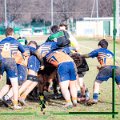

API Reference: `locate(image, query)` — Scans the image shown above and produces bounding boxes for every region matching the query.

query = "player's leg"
[10,77,20,108]
[69,62,77,106]
[19,80,32,95]
[5,64,27,100]
[92,80,103,103]
[0,63,10,100]
[19,74,38,106]
[0,77,13,107]
[6,59,21,109]
[19,78,38,102]
[92,66,111,104]
[19,55,40,105]
[38,73,45,95]
[0,85,11,100]
[69,81,77,106]
[48,70,56,92]
[58,62,73,108]
[59,81,72,107]
[19,55,39,96]
[23,55,40,97]
[77,76,87,102]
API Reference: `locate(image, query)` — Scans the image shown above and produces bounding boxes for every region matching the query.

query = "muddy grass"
[0,36,120,120]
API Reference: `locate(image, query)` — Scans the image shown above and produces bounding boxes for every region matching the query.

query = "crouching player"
[69,52,89,102]
[34,41,77,107]
[62,47,90,103]
[18,54,40,105]
[45,50,77,108]
[82,39,120,105]
[18,40,40,105]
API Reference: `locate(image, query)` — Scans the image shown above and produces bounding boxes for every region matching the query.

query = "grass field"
[0,35,120,120]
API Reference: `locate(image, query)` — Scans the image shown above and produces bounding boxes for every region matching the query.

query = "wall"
[76,19,112,37]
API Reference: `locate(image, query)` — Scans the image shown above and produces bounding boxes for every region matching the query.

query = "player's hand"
[97,66,102,70]
[40,65,45,70]
[23,52,28,57]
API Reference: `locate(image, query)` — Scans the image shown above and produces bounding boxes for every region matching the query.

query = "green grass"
[0,35,120,120]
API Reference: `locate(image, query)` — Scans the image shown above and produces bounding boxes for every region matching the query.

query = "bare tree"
[0,0,113,25]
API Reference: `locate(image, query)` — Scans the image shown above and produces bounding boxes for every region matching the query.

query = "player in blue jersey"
[1,39,30,107]
[33,41,78,107]
[35,43,77,107]
[2,41,38,107]
[34,41,59,69]
[45,50,77,108]
[35,41,89,103]
[62,47,90,102]
[18,41,40,105]
[82,39,120,105]
[0,28,28,109]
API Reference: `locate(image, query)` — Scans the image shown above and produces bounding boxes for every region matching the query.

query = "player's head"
[98,39,108,48]
[51,25,59,33]
[5,27,14,37]
[59,23,68,30]
[28,41,38,48]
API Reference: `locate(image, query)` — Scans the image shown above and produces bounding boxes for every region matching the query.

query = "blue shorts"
[6,64,27,85]
[58,62,77,82]
[27,55,40,72]
[96,66,120,85]
[1,58,18,78]
[17,64,27,81]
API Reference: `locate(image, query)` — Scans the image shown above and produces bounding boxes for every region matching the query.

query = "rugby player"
[59,24,90,102]
[2,38,30,106]
[45,50,77,108]
[82,39,120,104]
[0,28,28,109]
[46,25,70,48]
[18,41,40,105]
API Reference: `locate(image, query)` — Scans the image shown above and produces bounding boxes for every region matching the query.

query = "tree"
[0,0,113,26]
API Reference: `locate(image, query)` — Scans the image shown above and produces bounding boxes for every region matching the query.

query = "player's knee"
[27,75,38,82]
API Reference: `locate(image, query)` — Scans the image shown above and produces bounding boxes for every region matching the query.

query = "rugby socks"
[72,97,77,106]
[93,93,99,102]
[20,93,27,100]
[13,100,18,106]
[66,100,73,107]
[13,100,22,110]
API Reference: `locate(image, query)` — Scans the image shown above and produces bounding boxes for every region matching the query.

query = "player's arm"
[31,49,45,70]
[17,42,28,57]
[82,54,90,58]
[82,49,99,58]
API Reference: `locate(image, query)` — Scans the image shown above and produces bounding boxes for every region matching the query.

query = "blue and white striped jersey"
[0,37,25,58]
